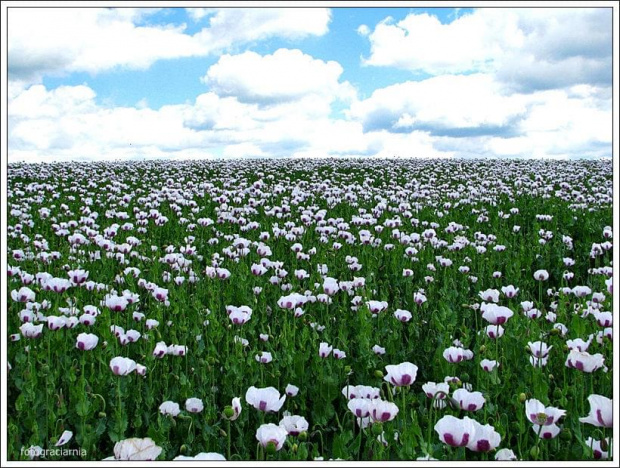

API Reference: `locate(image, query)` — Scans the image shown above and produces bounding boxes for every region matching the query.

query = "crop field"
[5,158,614,461]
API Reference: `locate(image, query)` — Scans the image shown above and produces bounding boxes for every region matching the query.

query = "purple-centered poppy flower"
[245,386,286,413]
[525,399,566,426]
[384,362,418,387]
[255,423,287,451]
[434,415,476,447]
[453,388,486,411]
[76,332,98,351]
[579,394,612,428]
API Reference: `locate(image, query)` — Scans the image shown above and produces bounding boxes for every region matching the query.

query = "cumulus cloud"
[7,8,612,162]
[202,48,356,104]
[362,8,612,91]
[196,8,331,44]
[348,74,528,136]
[8,9,203,81]
[8,83,372,162]
[348,74,611,159]
[8,8,332,84]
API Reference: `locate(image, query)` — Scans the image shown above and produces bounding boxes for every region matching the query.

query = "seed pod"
[223,406,235,419]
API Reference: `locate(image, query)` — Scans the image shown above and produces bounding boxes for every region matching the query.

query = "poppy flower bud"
[298,431,308,442]
[98,412,106,418]
[479,345,486,353]
[519,393,527,403]
[530,446,540,458]
[223,406,235,419]
[560,428,572,441]
[599,437,608,450]
[550,328,560,335]
[461,373,470,382]
[374,370,384,379]
[219,429,227,437]
[180,445,188,454]
[371,423,383,436]
[292,443,298,453]
[344,365,352,374]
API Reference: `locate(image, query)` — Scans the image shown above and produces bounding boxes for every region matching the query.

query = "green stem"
[227,419,231,460]
[534,424,543,460]
[358,427,364,461]
[401,387,407,435]
[117,377,123,439]
[80,355,86,444]
[427,398,434,456]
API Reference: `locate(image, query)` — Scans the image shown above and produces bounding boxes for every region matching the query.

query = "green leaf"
[332,429,354,460]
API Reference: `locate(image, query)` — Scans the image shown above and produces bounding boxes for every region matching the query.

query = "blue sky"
[6,6,614,161]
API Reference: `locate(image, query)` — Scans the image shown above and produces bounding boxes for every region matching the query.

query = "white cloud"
[8,8,332,84]
[349,74,528,134]
[363,8,612,91]
[185,8,216,22]
[9,9,203,80]
[223,142,266,158]
[9,73,611,163]
[203,48,355,104]
[357,24,370,36]
[8,83,372,162]
[348,73,611,159]
[198,8,331,44]
[363,10,523,74]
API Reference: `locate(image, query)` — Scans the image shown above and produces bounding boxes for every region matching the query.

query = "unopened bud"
[298,431,308,442]
[371,423,383,436]
[519,393,527,403]
[223,406,235,419]
[266,441,277,455]
[560,428,572,442]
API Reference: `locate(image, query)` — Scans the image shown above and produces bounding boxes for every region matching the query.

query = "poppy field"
[5,158,614,461]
